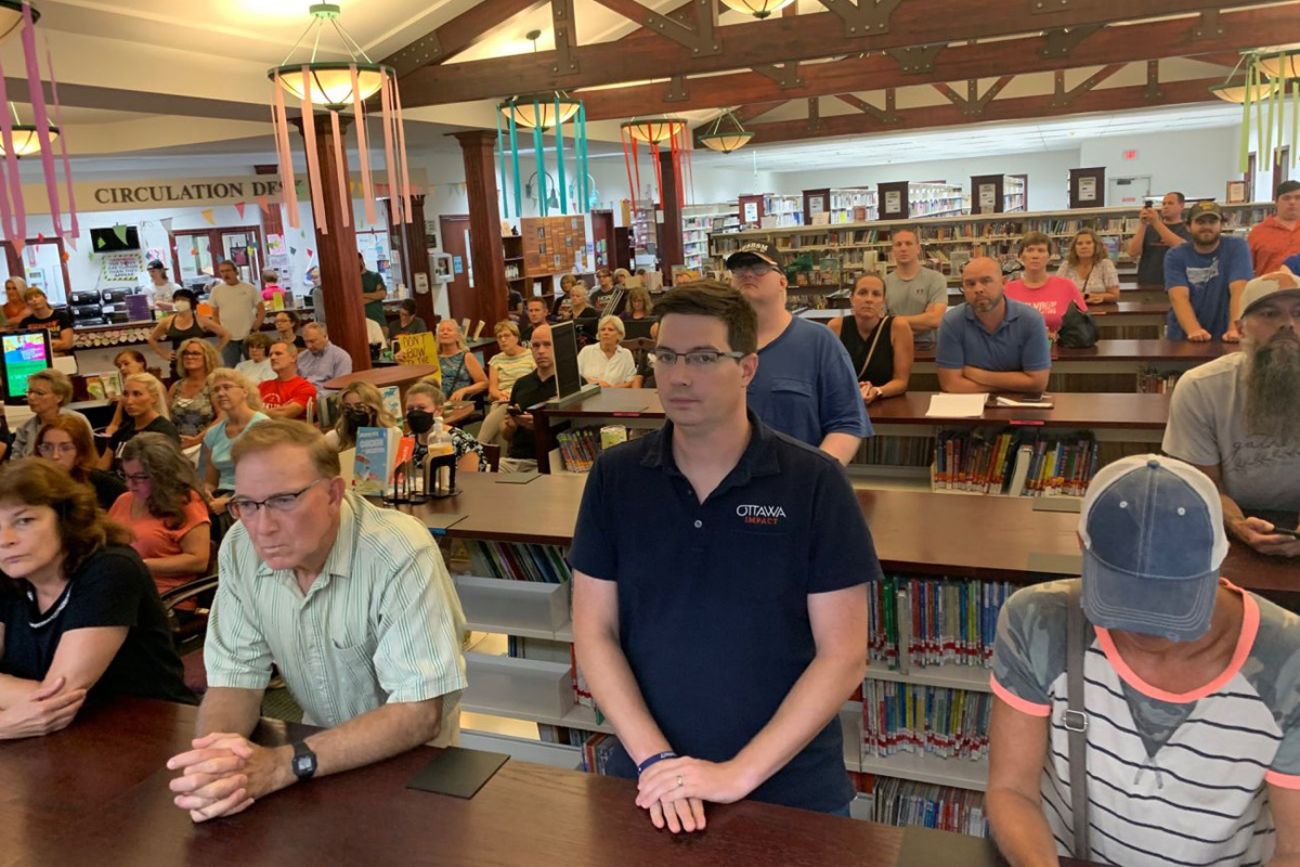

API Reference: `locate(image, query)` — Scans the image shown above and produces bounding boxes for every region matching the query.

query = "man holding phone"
[1162,273,1300,557]
[501,324,556,473]
[1127,192,1190,287]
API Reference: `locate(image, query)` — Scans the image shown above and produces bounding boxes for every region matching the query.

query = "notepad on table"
[925,393,988,418]
[992,393,1054,408]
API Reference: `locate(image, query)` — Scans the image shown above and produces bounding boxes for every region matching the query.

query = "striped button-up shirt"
[205,492,467,745]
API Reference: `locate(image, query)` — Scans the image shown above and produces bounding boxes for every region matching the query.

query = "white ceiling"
[689,102,1246,172]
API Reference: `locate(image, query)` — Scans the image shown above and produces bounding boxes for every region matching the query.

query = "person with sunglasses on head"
[570,281,879,834]
[165,419,466,823]
[99,373,180,472]
[726,243,870,465]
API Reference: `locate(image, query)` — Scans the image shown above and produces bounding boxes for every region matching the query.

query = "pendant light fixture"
[719,0,795,19]
[698,111,755,154]
[620,117,693,213]
[0,120,57,157]
[266,1,413,234]
[1213,50,1299,171]
[0,0,36,44]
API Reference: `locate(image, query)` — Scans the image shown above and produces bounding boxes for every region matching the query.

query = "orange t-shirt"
[108,490,211,600]
[1247,216,1300,275]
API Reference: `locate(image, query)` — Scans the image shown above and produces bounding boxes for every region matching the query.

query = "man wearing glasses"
[165,420,466,823]
[571,282,878,833]
[725,243,870,464]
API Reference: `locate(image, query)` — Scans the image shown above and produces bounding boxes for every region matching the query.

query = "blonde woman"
[168,337,221,448]
[201,367,269,513]
[1057,228,1121,304]
[477,320,537,446]
[324,381,400,452]
[577,315,638,388]
[3,275,30,323]
[100,373,177,470]
[11,369,91,459]
[621,285,654,321]
[433,318,487,401]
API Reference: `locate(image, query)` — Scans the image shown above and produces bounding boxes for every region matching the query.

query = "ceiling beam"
[733,101,790,124]
[398,0,1284,106]
[589,0,720,54]
[383,0,548,77]
[705,76,1223,147]
[577,3,1295,120]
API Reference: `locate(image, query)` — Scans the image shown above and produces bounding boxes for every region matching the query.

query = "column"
[294,114,370,371]
[657,147,683,285]
[450,130,506,330]
[386,193,436,327]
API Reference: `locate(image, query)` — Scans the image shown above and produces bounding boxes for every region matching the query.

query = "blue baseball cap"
[1078,455,1228,642]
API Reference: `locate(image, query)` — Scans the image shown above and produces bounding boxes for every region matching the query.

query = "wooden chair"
[480,443,501,473]
[159,574,220,696]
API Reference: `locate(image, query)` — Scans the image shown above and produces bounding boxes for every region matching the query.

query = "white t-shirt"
[577,344,637,386]
[235,357,275,384]
[149,280,180,309]
[1161,352,1300,513]
[210,281,260,339]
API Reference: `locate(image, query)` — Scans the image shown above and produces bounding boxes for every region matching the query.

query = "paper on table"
[925,393,988,418]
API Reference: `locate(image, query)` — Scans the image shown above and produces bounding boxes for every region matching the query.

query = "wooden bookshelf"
[680,202,737,271]
[970,174,1026,214]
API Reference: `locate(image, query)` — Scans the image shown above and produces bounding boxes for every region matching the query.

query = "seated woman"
[1004,231,1087,335]
[168,338,221,449]
[2,275,31,325]
[0,458,192,739]
[392,298,429,335]
[108,434,211,602]
[99,374,179,471]
[20,288,75,354]
[323,381,400,452]
[105,349,149,438]
[476,320,537,446]
[35,416,126,511]
[621,286,655,322]
[273,310,307,349]
[577,316,639,388]
[234,332,275,384]
[1057,228,1121,304]
[827,274,913,404]
[146,288,229,379]
[200,368,269,516]
[11,369,91,459]
[433,318,487,402]
[405,382,485,472]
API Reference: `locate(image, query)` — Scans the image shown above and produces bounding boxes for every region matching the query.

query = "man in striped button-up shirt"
[166,420,467,823]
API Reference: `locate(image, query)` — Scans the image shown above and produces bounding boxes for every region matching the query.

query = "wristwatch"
[290,740,318,781]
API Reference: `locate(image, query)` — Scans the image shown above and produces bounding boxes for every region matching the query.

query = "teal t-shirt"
[362,270,386,326]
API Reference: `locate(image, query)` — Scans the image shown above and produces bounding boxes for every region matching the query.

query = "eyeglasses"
[123,472,151,484]
[730,264,776,279]
[37,442,76,455]
[649,349,747,368]
[180,350,205,357]
[228,478,326,520]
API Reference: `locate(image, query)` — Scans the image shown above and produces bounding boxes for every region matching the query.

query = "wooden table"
[802,300,1167,337]
[869,391,1169,432]
[324,362,439,393]
[3,696,979,867]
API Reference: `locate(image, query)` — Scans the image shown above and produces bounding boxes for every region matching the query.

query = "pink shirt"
[1003,276,1086,332]
[108,490,211,599]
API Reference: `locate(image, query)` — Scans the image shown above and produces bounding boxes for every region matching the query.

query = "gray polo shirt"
[884,267,947,347]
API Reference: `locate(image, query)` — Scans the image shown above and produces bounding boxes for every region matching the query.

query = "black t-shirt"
[507,370,558,459]
[20,308,73,346]
[0,546,193,704]
[108,416,181,467]
[89,469,128,511]
[1138,221,1193,286]
[568,414,881,812]
[572,307,599,343]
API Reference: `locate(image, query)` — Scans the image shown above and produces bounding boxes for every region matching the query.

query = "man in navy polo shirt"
[570,281,878,834]
[726,242,870,464]
[937,257,1052,394]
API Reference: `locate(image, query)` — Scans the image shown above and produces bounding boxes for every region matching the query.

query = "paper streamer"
[20,3,61,238]
[271,73,301,230]
[299,66,328,234]
[42,30,78,241]
[350,65,378,226]
[379,70,400,226]
[0,52,24,246]
[554,94,567,214]
[391,73,414,223]
[329,110,350,228]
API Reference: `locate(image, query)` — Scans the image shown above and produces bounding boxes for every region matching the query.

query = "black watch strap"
[291,740,317,781]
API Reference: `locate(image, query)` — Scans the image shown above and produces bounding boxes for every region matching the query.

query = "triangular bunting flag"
[60,250,68,263]
[235,201,246,219]
[256,195,269,214]
[201,208,216,225]
[160,217,174,236]
[36,232,44,242]
[307,248,314,259]
[290,247,297,255]
[66,236,77,252]
[112,224,129,244]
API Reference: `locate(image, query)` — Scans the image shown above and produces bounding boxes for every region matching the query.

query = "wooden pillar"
[450,130,507,331]
[294,115,370,371]
[386,193,436,327]
[657,147,683,284]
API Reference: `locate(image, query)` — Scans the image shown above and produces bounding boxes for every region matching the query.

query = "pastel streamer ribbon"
[21,3,59,238]
[299,66,328,233]
[329,110,350,227]
[42,32,78,244]
[0,53,22,249]
[379,71,400,225]
[350,65,377,227]
[392,74,414,223]
[554,94,567,213]
[271,74,301,229]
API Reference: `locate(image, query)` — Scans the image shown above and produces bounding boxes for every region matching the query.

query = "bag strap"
[857,315,889,381]
[1065,582,1091,859]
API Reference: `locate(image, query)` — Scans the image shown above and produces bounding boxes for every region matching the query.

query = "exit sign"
[1123,149,1139,160]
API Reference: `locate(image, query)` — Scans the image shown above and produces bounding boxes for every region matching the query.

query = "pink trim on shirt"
[991,673,1052,717]
[1265,770,1300,790]
[1094,579,1259,704]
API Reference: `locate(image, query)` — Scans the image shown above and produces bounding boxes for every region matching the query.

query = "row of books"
[82,370,124,400]
[1138,367,1184,394]
[867,575,1013,669]
[863,681,992,761]
[932,429,1101,497]
[464,540,572,584]
[581,733,619,774]
[556,428,603,473]
[857,433,935,468]
[869,776,989,838]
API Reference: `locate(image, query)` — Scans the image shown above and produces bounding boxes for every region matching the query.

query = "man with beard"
[936,257,1051,394]
[1163,273,1300,557]
[1164,200,1252,343]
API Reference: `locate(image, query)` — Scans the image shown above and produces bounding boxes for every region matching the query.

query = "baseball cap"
[1240,271,1300,317]
[1187,200,1223,221]
[725,242,782,269]
[146,259,166,271]
[1078,454,1228,642]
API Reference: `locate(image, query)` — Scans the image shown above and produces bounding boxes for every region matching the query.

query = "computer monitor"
[549,320,583,402]
[2,330,53,405]
[623,317,658,341]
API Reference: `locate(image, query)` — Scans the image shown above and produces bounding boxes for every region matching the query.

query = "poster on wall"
[978,184,997,213]
[1078,177,1097,203]
[884,191,902,214]
[99,251,145,283]
[743,201,759,223]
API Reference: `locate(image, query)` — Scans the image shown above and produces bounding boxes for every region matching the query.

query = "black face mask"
[343,406,373,434]
[405,409,435,435]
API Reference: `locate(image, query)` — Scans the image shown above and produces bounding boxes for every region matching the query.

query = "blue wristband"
[636,751,677,775]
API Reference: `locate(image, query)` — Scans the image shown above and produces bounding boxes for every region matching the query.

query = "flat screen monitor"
[2,330,53,404]
[549,320,582,402]
[89,226,141,252]
[624,317,657,341]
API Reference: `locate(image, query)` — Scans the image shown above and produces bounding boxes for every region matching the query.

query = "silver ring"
[676,775,683,788]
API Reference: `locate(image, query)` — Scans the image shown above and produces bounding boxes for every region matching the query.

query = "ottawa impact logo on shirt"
[736,504,787,526]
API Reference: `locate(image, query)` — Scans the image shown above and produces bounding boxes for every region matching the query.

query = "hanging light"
[267,4,393,109]
[0,124,58,158]
[498,92,581,130]
[719,0,795,19]
[1213,50,1300,173]
[1257,49,1300,82]
[1210,73,1273,105]
[622,117,687,144]
[0,1,37,46]
[698,111,755,153]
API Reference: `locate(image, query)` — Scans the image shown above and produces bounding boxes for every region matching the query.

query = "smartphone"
[506,405,523,417]
[1269,526,1300,538]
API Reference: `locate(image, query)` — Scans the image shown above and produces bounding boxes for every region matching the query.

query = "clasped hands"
[166,733,293,823]
[634,756,753,834]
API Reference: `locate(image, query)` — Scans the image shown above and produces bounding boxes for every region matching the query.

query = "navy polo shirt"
[936,298,1051,373]
[568,413,881,812]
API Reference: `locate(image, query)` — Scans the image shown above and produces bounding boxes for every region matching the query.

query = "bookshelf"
[878,180,965,221]
[969,174,1027,214]
[680,202,738,271]
[630,203,658,269]
[760,192,804,228]
[832,186,880,223]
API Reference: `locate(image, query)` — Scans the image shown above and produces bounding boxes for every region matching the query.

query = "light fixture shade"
[719,0,795,18]
[700,131,755,153]
[1257,51,1300,81]
[498,93,581,130]
[0,1,37,46]
[1210,77,1278,105]
[0,125,59,158]
[270,62,389,109]
[622,117,687,143]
